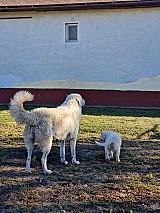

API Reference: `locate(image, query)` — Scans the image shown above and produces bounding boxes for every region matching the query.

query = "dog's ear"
[75,97,81,106]
[75,96,85,107]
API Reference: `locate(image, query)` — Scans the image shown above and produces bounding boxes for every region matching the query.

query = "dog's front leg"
[70,138,80,164]
[60,140,68,165]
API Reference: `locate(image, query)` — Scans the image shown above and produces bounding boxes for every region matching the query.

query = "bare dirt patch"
[0,139,160,213]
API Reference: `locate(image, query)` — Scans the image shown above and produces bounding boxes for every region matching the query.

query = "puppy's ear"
[100,133,106,142]
[104,135,107,141]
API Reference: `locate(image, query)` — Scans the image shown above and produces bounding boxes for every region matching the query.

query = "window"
[65,23,78,42]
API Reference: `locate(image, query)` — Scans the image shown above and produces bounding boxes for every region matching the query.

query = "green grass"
[79,114,160,141]
[79,107,160,141]
[0,107,160,144]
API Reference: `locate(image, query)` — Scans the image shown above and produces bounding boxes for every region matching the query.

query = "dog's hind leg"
[60,140,68,165]
[24,126,34,173]
[25,140,34,173]
[115,148,121,162]
[109,150,114,159]
[41,150,52,174]
[41,137,52,174]
[105,147,110,161]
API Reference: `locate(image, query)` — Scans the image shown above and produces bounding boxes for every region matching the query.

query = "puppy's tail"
[95,140,106,147]
[9,91,34,124]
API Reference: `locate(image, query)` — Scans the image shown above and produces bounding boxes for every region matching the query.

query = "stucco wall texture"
[0,8,160,89]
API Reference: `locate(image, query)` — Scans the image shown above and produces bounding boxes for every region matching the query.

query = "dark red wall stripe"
[0,88,160,108]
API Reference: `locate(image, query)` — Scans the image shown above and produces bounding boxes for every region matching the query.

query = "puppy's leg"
[70,138,80,164]
[41,137,52,174]
[105,147,110,161]
[25,140,34,173]
[109,150,114,158]
[115,148,121,162]
[60,140,68,165]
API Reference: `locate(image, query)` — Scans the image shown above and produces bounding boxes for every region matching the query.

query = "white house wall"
[0,8,160,90]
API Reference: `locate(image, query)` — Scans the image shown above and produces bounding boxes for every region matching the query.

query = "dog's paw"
[44,169,52,174]
[61,159,68,165]
[75,161,80,165]
[72,159,80,164]
[64,160,68,165]
[25,169,32,174]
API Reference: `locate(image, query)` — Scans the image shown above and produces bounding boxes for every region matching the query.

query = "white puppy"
[95,131,122,162]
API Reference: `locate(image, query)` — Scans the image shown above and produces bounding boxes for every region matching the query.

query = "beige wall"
[0,8,160,90]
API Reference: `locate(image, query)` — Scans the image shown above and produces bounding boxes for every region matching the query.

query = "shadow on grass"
[136,124,160,140]
[0,141,160,212]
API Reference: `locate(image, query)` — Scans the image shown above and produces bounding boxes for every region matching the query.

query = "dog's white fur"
[95,131,122,162]
[10,91,85,174]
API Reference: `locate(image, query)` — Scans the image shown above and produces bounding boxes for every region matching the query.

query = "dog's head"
[99,131,109,142]
[64,93,85,107]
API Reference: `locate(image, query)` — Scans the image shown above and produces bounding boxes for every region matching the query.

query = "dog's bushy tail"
[9,91,34,124]
[95,140,106,147]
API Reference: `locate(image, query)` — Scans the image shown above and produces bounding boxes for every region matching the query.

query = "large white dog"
[95,131,122,162]
[10,91,85,174]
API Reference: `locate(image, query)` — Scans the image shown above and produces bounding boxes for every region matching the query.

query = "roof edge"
[0,1,160,12]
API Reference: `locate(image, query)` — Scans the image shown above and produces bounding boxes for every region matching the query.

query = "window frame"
[65,22,78,43]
